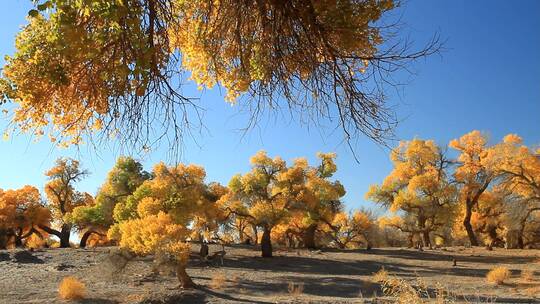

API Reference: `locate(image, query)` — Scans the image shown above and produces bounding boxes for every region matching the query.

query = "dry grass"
[372,267,389,283]
[58,276,86,300]
[486,266,510,285]
[372,269,497,303]
[287,282,304,297]
[521,269,535,282]
[210,272,227,290]
[523,286,540,297]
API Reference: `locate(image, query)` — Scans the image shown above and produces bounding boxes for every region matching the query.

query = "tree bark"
[261,226,272,258]
[252,224,258,245]
[517,233,524,249]
[38,224,71,247]
[176,263,196,289]
[198,234,208,258]
[0,229,11,249]
[463,201,479,246]
[79,230,104,248]
[59,224,72,248]
[302,224,317,249]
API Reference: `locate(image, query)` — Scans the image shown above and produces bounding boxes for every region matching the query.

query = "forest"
[1,131,540,294]
[0,0,539,303]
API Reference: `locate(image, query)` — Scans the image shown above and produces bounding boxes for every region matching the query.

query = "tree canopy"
[0,0,440,152]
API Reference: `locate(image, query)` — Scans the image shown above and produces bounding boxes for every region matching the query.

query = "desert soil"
[1,244,539,303]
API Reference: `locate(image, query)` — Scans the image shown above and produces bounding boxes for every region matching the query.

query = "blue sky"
[1,1,539,213]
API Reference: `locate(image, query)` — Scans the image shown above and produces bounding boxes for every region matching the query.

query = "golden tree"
[39,158,93,248]
[470,189,507,249]
[0,0,440,151]
[274,153,346,249]
[367,138,456,248]
[449,130,498,246]
[488,134,540,248]
[109,162,226,288]
[220,151,344,256]
[221,151,288,257]
[0,186,50,249]
[68,156,150,247]
[326,210,376,249]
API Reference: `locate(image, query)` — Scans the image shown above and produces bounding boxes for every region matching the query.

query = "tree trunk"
[14,229,24,248]
[303,224,317,249]
[517,233,524,249]
[252,224,258,245]
[79,230,99,248]
[199,234,208,258]
[238,228,245,244]
[407,233,414,248]
[176,263,196,289]
[261,226,272,258]
[422,230,431,249]
[0,229,10,250]
[59,224,72,248]
[463,202,479,246]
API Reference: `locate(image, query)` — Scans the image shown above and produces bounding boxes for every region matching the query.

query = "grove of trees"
[0,0,537,292]
[1,130,539,287]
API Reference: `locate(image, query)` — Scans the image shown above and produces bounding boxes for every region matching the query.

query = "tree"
[470,190,507,249]
[40,158,92,248]
[367,138,456,248]
[221,151,289,257]
[109,162,226,288]
[488,134,540,248]
[449,131,498,246]
[326,210,376,249]
[269,152,345,249]
[0,0,440,152]
[0,186,50,249]
[220,151,344,256]
[69,156,150,247]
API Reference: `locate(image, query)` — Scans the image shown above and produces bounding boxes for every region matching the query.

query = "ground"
[0,245,539,303]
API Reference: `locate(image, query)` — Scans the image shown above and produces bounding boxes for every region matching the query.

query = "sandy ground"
[1,245,539,303]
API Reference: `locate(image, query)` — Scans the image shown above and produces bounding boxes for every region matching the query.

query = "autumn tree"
[220,151,288,257]
[325,210,376,249]
[449,131,499,246]
[488,134,540,248]
[0,186,50,249]
[470,190,507,249]
[69,156,150,247]
[39,158,92,248]
[0,0,440,152]
[274,153,346,249]
[367,138,456,248]
[108,162,226,288]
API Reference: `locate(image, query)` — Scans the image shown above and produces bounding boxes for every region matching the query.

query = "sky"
[0,1,539,213]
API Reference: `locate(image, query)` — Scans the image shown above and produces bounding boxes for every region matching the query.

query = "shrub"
[486,266,510,285]
[521,269,534,282]
[372,267,389,283]
[210,272,226,290]
[287,282,304,297]
[58,277,86,300]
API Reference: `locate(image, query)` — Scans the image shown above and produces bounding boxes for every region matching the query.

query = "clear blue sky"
[1,1,539,213]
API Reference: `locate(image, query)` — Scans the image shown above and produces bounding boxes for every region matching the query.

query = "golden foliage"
[25,234,46,249]
[366,138,455,242]
[58,277,86,300]
[171,0,392,102]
